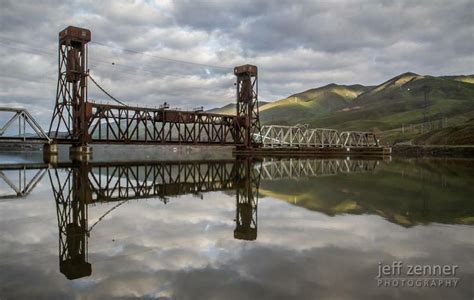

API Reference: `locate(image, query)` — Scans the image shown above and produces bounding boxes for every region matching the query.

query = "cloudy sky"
[1,0,473,127]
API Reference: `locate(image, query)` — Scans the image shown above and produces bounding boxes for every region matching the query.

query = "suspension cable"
[88,74,129,107]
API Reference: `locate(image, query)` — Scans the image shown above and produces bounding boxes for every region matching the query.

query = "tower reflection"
[49,158,261,279]
[47,157,381,280]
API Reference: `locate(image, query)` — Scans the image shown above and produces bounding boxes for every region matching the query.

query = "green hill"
[413,119,474,145]
[254,72,474,145]
[308,73,474,131]
[259,84,370,125]
[109,72,474,146]
[440,74,474,84]
[208,101,269,115]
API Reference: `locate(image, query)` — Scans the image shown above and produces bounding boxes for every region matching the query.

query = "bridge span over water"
[0,25,389,158]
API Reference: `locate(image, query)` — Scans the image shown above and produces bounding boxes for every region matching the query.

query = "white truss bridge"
[254,124,379,148]
[257,158,378,180]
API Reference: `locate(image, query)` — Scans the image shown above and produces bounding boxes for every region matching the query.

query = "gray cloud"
[0,0,473,128]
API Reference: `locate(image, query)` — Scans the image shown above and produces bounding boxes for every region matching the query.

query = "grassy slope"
[260,84,370,125]
[413,119,474,145]
[307,73,474,130]
[207,101,269,115]
[258,73,474,145]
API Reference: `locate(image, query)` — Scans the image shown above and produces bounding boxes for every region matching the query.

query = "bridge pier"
[70,146,92,162]
[43,143,59,164]
[43,143,58,155]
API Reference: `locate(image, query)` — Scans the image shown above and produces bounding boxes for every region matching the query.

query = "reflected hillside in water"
[259,158,474,227]
[1,156,473,282]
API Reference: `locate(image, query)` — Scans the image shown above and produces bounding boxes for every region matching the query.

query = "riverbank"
[391,145,474,158]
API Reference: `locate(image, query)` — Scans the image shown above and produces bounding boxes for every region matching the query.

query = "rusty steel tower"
[234,64,261,148]
[48,26,91,154]
[45,26,262,158]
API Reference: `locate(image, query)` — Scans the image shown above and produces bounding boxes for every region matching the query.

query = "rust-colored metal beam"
[48,26,260,148]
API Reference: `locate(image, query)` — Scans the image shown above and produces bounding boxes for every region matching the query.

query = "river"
[0,154,473,299]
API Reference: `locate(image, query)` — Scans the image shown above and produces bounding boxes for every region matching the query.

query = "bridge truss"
[255,124,379,148]
[257,158,378,180]
[0,107,51,144]
[47,26,260,149]
[0,166,47,199]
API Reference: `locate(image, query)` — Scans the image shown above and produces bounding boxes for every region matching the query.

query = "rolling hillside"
[259,84,371,125]
[310,73,474,132]
[208,101,269,115]
[209,73,474,145]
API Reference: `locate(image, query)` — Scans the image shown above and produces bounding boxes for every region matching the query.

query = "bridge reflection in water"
[0,157,379,280]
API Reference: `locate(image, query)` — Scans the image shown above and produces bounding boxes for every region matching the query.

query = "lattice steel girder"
[234,157,260,240]
[256,125,379,148]
[0,168,47,199]
[0,107,51,143]
[339,131,379,147]
[49,165,91,280]
[86,160,241,202]
[48,160,250,204]
[256,158,379,180]
[62,103,245,145]
[235,64,261,148]
[49,26,90,146]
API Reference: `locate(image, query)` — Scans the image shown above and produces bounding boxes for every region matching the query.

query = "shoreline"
[2,144,474,160]
[391,145,474,158]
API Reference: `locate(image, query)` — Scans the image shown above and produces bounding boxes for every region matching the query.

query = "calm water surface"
[0,154,473,299]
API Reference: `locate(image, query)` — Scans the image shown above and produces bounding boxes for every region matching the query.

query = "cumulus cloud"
[0,0,473,128]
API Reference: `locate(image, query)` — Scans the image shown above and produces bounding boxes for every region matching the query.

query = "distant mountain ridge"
[208,72,474,145]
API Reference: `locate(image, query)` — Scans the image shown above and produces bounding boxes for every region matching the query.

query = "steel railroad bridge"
[0,25,389,158]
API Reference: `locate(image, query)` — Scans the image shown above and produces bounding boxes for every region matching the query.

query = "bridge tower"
[234,65,261,149]
[234,158,260,240]
[48,26,92,156]
[52,162,92,280]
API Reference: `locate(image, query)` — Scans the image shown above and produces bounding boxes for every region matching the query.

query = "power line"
[0,39,233,80]
[90,40,233,70]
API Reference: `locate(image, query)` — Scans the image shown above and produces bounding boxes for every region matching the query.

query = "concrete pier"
[70,146,92,162]
[43,143,59,164]
[43,143,58,155]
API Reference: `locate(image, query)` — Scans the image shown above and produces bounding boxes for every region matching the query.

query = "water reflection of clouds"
[0,175,473,299]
